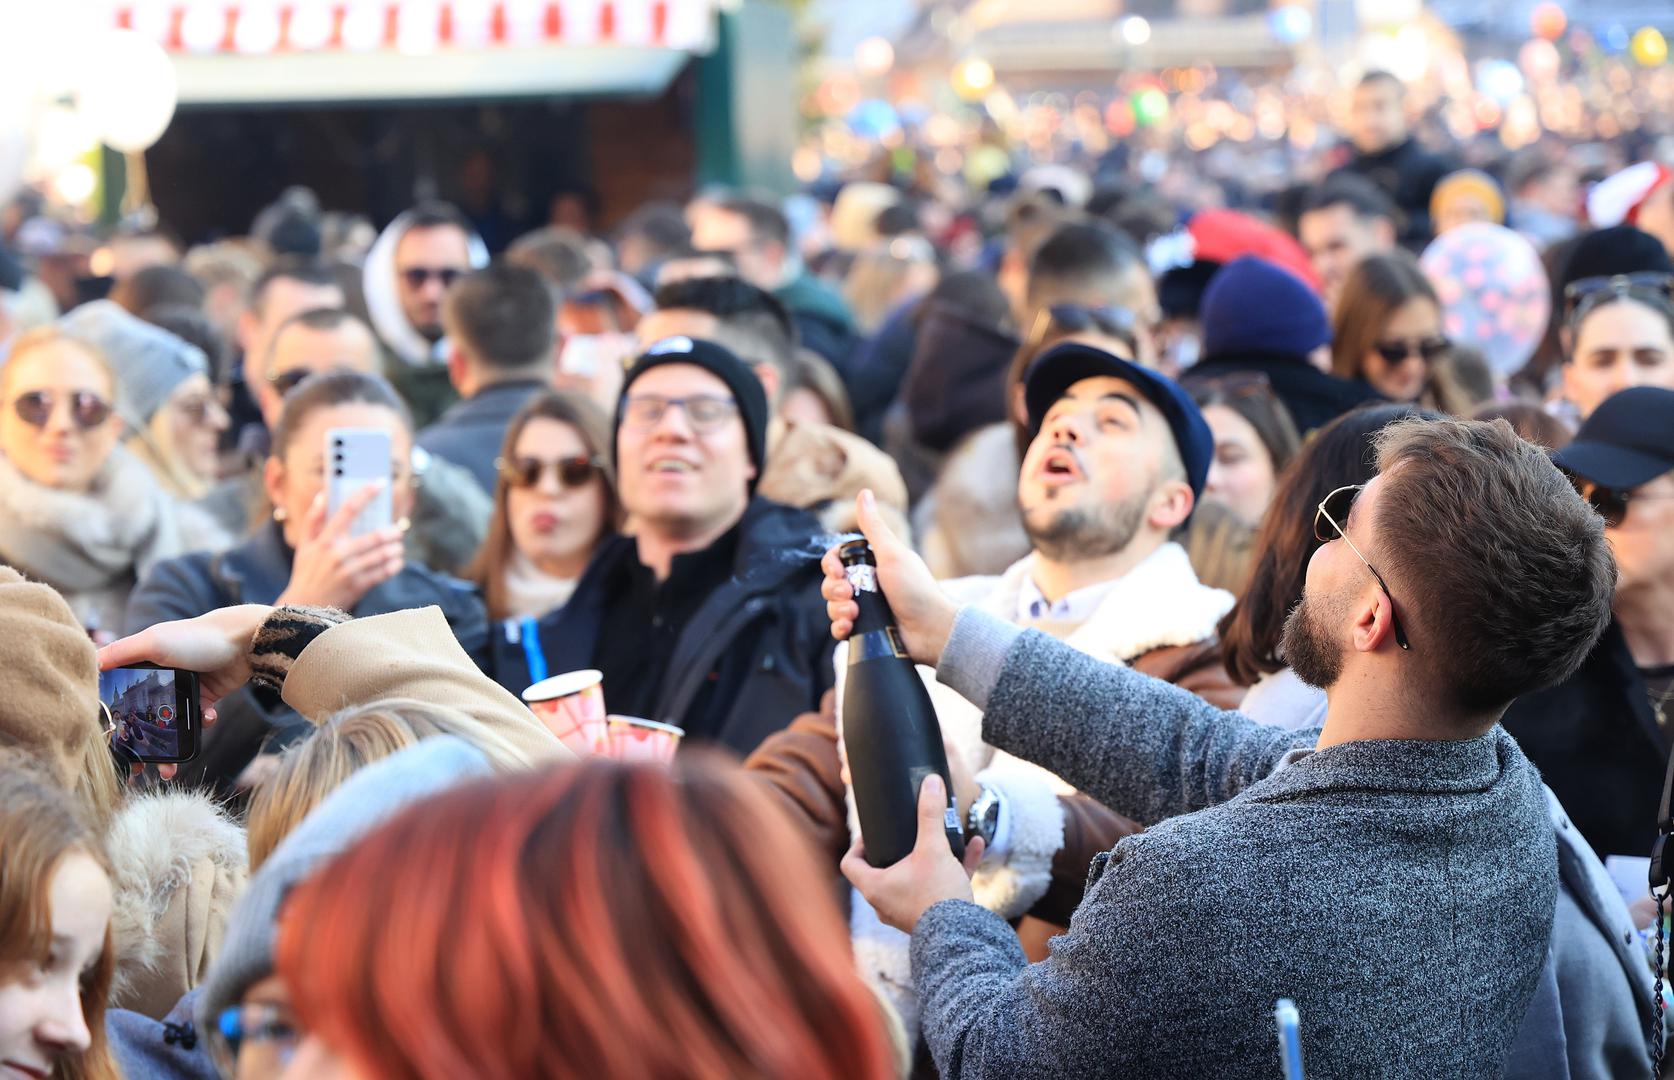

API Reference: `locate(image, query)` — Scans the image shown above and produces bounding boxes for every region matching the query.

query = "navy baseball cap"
[1551,386,1674,489]
[1023,341,1214,500]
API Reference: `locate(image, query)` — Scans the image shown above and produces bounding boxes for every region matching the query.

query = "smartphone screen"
[326,427,394,538]
[100,665,200,764]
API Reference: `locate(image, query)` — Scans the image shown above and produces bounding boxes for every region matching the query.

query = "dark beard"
[1023,493,1147,564]
[1279,593,1345,690]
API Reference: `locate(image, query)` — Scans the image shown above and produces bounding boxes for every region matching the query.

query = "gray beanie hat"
[58,300,208,427]
[197,736,494,1032]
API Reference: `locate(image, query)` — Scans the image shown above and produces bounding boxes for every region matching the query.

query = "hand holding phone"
[276,480,405,612]
[100,664,201,765]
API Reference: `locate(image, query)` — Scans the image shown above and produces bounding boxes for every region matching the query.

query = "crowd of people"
[1,66,1674,1078]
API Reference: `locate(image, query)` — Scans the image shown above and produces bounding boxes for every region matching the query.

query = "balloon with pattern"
[1419,223,1551,378]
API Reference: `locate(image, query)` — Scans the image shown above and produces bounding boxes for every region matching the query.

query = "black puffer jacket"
[491,498,836,757]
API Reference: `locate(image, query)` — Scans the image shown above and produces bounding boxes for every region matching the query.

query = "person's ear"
[262,455,287,521]
[446,346,468,391]
[1372,218,1396,249]
[753,362,782,409]
[1350,587,1397,654]
[1148,481,1194,533]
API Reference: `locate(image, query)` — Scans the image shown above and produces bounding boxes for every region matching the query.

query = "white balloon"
[79,30,178,154]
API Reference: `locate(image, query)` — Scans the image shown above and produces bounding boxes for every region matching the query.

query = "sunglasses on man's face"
[1572,478,1674,528]
[399,266,465,290]
[10,389,114,431]
[1312,484,1412,651]
[497,455,604,491]
[268,368,313,398]
[1373,337,1450,368]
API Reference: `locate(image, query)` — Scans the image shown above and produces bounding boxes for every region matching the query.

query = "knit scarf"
[500,549,581,622]
[0,446,183,632]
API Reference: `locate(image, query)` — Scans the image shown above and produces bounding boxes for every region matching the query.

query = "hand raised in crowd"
[841,774,985,933]
[822,489,960,667]
[276,482,405,612]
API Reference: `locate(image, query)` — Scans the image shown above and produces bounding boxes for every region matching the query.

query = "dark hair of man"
[615,201,691,256]
[110,265,206,316]
[1357,70,1403,94]
[716,197,791,251]
[444,263,556,373]
[653,276,797,370]
[1300,174,1397,223]
[1026,222,1141,305]
[248,257,340,318]
[1219,403,1429,686]
[1372,416,1614,715]
[264,307,378,373]
[142,303,228,382]
[404,200,473,235]
[507,226,592,293]
[270,369,411,461]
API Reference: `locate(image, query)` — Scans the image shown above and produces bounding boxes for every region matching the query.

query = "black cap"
[1023,342,1215,501]
[1551,386,1674,489]
[616,336,770,493]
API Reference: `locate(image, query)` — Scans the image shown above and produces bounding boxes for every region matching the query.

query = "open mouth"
[648,457,698,475]
[1038,446,1084,485]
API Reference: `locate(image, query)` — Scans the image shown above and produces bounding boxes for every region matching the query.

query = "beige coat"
[760,417,912,540]
[280,606,572,767]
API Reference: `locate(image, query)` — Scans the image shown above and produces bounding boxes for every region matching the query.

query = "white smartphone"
[325,427,393,538]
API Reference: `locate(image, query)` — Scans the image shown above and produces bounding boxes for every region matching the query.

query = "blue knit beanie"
[1198,256,1331,361]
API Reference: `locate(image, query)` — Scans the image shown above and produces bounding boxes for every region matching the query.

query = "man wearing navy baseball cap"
[1503,385,1674,861]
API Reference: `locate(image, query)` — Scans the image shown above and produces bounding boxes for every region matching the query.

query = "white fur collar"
[968,542,1233,664]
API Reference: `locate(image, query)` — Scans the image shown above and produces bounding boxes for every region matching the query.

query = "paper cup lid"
[522,669,603,702]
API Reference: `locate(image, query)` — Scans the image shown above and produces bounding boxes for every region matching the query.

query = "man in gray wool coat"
[823,415,1619,1079]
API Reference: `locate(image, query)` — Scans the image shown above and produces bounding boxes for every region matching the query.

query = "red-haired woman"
[275,756,899,1080]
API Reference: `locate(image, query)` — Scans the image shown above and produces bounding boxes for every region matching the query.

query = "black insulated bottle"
[838,538,966,867]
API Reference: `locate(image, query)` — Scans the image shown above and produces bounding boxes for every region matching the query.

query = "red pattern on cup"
[606,715,683,764]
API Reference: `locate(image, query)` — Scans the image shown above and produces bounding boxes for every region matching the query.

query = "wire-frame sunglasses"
[1312,484,1411,651]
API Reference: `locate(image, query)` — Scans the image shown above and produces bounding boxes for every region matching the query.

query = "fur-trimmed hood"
[106,787,248,1019]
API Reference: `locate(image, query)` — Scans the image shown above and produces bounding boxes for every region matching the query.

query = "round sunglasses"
[496,454,604,490]
[1373,337,1450,368]
[1573,478,1674,528]
[10,389,114,430]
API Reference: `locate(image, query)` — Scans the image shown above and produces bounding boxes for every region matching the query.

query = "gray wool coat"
[910,609,1557,1079]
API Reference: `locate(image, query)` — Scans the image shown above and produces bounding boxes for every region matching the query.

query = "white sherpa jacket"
[107,788,248,1020]
[838,542,1234,1039]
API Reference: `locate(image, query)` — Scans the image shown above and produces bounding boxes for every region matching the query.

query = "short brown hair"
[1372,417,1614,714]
[443,263,556,374]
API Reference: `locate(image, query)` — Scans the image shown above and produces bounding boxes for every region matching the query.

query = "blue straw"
[1275,998,1304,1080]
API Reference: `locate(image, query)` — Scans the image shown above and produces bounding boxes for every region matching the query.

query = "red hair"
[277,754,894,1080]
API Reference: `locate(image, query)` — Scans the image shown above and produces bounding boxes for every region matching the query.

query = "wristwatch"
[967,784,1002,848]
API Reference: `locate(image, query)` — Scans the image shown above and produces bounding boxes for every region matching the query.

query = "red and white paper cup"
[606,715,684,764]
[522,670,608,756]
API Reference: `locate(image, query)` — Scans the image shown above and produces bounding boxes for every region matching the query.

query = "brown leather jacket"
[745,637,1246,925]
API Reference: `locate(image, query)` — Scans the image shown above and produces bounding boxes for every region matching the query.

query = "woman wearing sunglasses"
[0,328,192,637]
[466,392,619,650]
[1330,252,1474,415]
[1559,272,1674,420]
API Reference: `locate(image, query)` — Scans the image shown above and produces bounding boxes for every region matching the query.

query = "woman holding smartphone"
[125,370,487,792]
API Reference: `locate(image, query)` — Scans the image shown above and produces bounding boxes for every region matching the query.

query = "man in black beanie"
[497,336,838,755]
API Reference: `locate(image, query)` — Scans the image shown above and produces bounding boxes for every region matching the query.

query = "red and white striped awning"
[114,0,714,54]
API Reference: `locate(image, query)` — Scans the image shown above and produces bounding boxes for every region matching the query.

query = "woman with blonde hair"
[0,758,120,1080]
[246,702,531,870]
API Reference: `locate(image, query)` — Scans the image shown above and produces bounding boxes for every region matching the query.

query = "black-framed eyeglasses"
[1374,337,1450,367]
[620,393,739,432]
[399,266,465,290]
[496,454,604,490]
[1570,476,1674,528]
[1564,272,1674,327]
[267,368,313,398]
[1313,484,1411,651]
[10,389,114,430]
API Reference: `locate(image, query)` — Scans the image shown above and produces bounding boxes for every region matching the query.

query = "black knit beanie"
[616,336,770,492]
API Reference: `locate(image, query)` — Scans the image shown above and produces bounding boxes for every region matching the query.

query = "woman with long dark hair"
[1331,253,1474,415]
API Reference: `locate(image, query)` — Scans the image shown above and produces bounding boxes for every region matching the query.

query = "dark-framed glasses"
[1374,337,1450,367]
[1563,272,1674,325]
[399,266,465,290]
[1027,303,1141,358]
[1313,484,1411,651]
[620,393,739,432]
[267,368,313,398]
[1571,477,1674,528]
[497,454,604,490]
[10,389,114,430]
